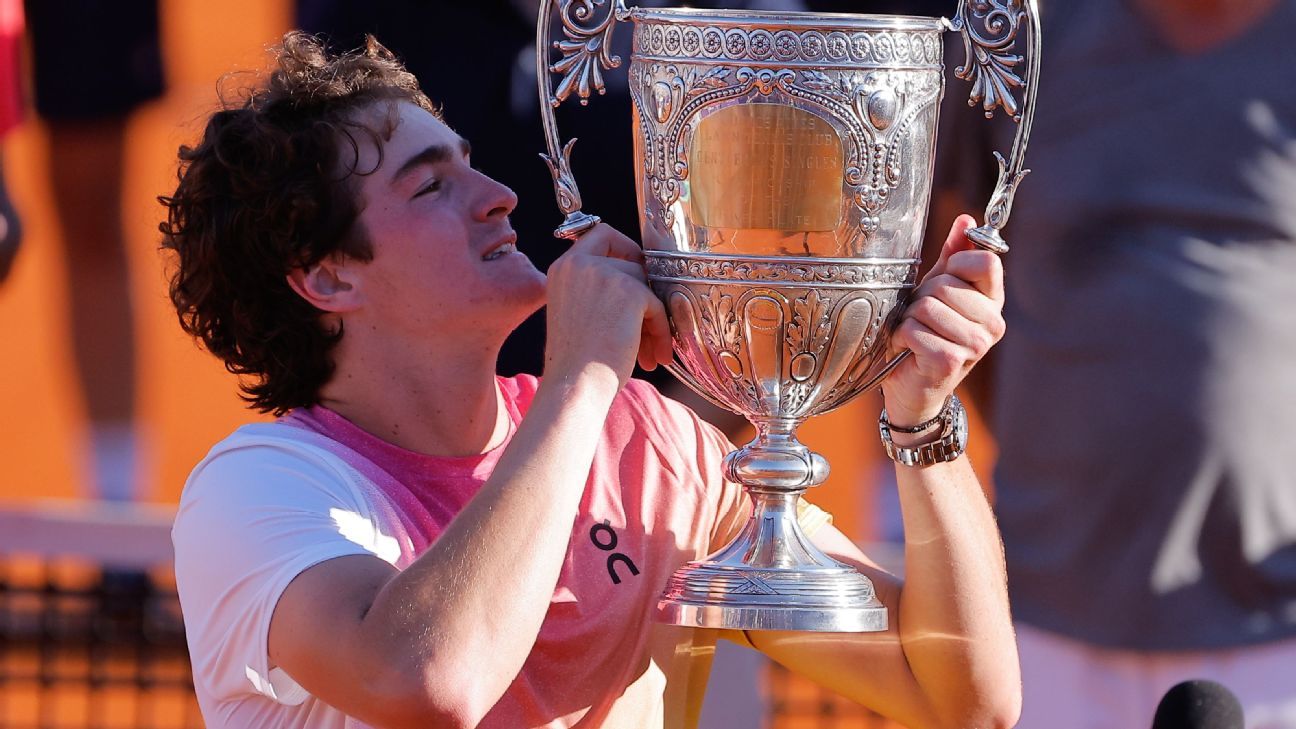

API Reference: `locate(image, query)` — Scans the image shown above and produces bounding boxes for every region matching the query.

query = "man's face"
[345,101,546,341]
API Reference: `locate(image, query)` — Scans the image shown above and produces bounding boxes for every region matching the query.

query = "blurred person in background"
[21,0,166,502]
[939,1,1296,727]
[162,33,1020,729]
[0,0,20,283]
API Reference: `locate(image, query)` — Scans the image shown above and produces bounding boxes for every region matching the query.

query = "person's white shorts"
[1015,622,1296,729]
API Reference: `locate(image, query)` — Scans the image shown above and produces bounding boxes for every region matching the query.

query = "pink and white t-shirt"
[173,376,829,729]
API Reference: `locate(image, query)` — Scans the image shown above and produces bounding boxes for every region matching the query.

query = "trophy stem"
[656,420,888,632]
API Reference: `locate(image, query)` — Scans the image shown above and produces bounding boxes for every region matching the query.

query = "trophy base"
[656,562,888,633]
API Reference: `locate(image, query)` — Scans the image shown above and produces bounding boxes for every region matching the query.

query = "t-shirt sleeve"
[172,440,394,708]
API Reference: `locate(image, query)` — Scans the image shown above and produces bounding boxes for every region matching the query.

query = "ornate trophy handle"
[866,2,1040,391]
[948,0,1042,254]
[536,0,630,240]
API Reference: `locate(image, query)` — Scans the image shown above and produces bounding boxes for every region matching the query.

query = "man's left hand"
[881,214,1006,427]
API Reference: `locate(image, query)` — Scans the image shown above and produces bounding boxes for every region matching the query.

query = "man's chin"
[509,279,548,319]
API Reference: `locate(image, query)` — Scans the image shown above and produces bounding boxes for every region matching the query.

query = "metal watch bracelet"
[879,394,969,467]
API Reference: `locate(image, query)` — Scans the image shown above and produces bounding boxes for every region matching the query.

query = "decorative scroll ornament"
[699,286,742,357]
[948,0,1041,253]
[951,0,1027,120]
[540,138,585,216]
[537,0,630,238]
[548,0,627,105]
[783,290,833,410]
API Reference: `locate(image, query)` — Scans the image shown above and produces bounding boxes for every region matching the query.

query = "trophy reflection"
[538,1,1039,632]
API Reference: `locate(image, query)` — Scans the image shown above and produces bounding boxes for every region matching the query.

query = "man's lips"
[482,234,519,261]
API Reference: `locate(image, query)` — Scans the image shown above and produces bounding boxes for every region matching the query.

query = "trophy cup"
[537,0,1039,632]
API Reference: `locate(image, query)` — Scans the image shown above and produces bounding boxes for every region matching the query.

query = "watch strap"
[879,395,968,467]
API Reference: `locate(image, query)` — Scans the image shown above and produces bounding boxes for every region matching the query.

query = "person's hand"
[542,223,674,391]
[880,215,1005,426]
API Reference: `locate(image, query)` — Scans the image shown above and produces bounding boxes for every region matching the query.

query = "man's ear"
[286,256,363,313]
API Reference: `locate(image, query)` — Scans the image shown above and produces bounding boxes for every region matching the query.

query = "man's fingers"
[910,273,1005,330]
[638,291,674,371]
[600,256,648,283]
[568,223,644,263]
[891,316,976,382]
[942,249,1004,304]
[902,292,1001,360]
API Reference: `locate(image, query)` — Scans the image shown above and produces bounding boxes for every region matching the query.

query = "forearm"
[356,368,619,721]
[747,217,1014,728]
[894,456,1020,729]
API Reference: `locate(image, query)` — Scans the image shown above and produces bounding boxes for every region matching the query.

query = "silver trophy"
[537,0,1039,632]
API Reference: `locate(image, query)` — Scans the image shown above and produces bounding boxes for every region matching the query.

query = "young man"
[163,33,1019,729]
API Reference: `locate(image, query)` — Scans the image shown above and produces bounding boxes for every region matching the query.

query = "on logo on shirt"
[589,520,640,585]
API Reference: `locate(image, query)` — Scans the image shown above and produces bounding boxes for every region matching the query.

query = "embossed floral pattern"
[645,254,918,288]
[634,22,941,67]
[665,27,681,54]
[800,31,826,60]
[702,28,724,56]
[826,32,850,60]
[724,30,747,57]
[774,31,799,59]
[682,27,702,55]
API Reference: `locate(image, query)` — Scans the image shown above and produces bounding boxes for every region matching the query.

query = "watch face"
[951,400,970,451]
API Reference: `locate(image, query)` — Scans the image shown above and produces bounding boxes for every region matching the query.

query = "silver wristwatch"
[879,394,969,467]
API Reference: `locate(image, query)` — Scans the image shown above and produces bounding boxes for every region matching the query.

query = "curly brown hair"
[160,32,437,415]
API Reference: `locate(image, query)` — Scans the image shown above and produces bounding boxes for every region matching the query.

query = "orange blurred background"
[1,0,291,505]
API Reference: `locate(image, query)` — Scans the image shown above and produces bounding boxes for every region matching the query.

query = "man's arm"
[266,225,674,729]
[748,215,1020,729]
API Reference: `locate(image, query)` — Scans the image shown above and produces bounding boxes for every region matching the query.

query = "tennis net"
[0,501,201,729]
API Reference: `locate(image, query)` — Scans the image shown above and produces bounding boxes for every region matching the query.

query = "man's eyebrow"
[391,138,472,184]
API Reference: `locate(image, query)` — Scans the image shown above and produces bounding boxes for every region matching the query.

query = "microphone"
[1151,680,1244,729]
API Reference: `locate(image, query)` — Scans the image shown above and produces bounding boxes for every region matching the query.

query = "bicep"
[268,554,410,717]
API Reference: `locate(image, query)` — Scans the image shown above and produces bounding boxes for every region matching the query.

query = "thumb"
[928,214,979,278]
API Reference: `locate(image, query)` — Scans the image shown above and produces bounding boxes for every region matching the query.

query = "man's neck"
[317,329,513,458]
[1131,0,1279,53]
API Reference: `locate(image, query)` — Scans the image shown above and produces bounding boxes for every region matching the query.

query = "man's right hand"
[542,223,674,390]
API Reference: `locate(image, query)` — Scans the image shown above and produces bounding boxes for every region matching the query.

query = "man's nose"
[475,172,518,220]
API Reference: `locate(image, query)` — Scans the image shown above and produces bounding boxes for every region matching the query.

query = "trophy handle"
[947,0,1042,254]
[536,0,631,240]
[858,349,913,394]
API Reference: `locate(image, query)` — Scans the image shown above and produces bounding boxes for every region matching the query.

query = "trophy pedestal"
[657,483,888,633]
[657,562,888,633]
